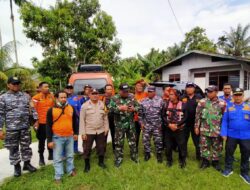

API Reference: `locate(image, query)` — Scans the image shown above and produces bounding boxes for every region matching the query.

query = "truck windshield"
[74,78,107,95]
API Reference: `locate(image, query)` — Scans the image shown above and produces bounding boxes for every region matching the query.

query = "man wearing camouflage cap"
[108,83,140,167]
[221,88,250,184]
[0,77,38,177]
[194,85,226,171]
[138,86,164,163]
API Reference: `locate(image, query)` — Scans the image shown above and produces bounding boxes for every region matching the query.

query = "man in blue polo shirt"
[221,88,250,185]
[219,83,233,104]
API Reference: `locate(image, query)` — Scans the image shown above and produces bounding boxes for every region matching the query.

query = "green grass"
[0,128,37,149]
[1,139,250,190]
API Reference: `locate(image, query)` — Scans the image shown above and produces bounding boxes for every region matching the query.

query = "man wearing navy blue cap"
[181,82,202,160]
[65,84,83,155]
[221,88,250,185]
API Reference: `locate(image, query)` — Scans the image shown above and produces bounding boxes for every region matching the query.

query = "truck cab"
[68,64,114,95]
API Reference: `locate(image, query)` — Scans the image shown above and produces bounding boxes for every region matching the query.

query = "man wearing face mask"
[46,91,78,183]
[0,77,38,177]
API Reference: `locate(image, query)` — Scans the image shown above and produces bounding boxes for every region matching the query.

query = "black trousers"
[36,124,53,156]
[135,121,141,150]
[108,115,115,151]
[165,128,187,162]
[83,132,107,159]
[185,124,200,158]
[225,137,250,175]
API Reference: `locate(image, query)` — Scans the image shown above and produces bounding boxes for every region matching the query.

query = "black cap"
[7,76,21,84]
[205,85,218,92]
[233,88,244,95]
[186,82,196,88]
[84,84,92,89]
[147,85,156,92]
[90,88,99,94]
[119,83,129,91]
[66,84,73,89]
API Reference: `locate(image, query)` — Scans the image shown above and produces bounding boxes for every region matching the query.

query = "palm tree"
[0,37,15,88]
[218,23,250,57]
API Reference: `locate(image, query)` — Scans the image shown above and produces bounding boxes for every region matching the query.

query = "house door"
[194,73,206,91]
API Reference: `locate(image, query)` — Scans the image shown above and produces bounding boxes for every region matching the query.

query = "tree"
[0,38,36,93]
[217,23,250,57]
[165,43,185,60]
[20,0,120,89]
[181,26,217,53]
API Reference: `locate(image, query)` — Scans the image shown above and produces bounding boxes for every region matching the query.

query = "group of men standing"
[0,77,250,185]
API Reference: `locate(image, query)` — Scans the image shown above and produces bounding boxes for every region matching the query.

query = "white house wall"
[162,54,243,82]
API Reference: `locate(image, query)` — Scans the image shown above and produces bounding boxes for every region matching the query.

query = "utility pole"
[10,0,19,65]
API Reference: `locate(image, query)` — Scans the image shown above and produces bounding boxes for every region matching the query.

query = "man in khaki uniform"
[79,89,109,173]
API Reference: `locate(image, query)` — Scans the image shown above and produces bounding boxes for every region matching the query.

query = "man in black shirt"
[181,82,202,160]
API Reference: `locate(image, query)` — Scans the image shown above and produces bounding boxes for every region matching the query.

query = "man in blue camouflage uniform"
[0,77,38,177]
[221,88,250,185]
[194,85,226,171]
[139,86,164,163]
[108,83,139,167]
[65,84,83,155]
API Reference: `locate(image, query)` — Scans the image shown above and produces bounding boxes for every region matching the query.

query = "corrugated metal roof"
[153,50,250,73]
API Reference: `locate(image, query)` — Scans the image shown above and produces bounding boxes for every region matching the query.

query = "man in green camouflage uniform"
[108,83,139,167]
[194,85,226,171]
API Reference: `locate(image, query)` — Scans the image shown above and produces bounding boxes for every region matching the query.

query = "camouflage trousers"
[200,135,223,161]
[142,124,163,154]
[114,127,138,162]
[5,128,32,165]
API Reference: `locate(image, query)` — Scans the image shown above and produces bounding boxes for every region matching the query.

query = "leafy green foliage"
[20,0,120,90]
[181,26,217,53]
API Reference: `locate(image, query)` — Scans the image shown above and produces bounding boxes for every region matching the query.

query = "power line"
[167,0,184,36]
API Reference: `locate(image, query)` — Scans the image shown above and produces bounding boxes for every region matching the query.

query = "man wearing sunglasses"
[221,88,250,185]
[0,77,38,177]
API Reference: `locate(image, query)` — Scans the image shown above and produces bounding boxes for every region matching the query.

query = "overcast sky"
[0,0,249,68]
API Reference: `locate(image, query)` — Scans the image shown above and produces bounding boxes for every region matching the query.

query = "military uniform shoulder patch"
[182,98,188,103]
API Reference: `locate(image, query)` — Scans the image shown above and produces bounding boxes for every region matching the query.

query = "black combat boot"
[157,153,163,163]
[144,152,151,161]
[14,163,21,177]
[131,156,139,163]
[212,160,222,172]
[166,160,173,168]
[84,159,90,173]
[200,158,210,169]
[23,160,37,172]
[39,154,45,166]
[196,151,201,161]
[114,159,122,168]
[179,159,186,169]
[98,156,107,169]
